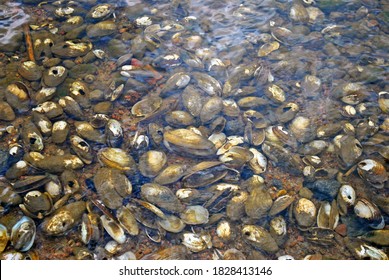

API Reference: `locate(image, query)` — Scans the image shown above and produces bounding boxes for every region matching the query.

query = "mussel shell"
[242,225,279,254]
[157,215,186,233]
[180,205,209,225]
[138,151,167,178]
[51,40,92,58]
[293,198,317,229]
[10,216,36,252]
[141,183,184,213]
[0,224,9,253]
[354,198,384,229]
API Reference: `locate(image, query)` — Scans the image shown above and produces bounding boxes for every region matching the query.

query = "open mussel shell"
[181,231,212,253]
[18,61,42,81]
[80,212,102,245]
[97,148,136,173]
[354,198,385,229]
[316,200,339,230]
[269,216,287,246]
[100,215,126,244]
[10,216,36,252]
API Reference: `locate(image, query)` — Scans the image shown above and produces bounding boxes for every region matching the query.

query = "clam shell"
[354,198,384,229]
[97,148,136,172]
[269,194,295,216]
[10,216,36,252]
[157,215,186,233]
[138,150,167,178]
[116,206,139,236]
[141,183,184,213]
[242,225,279,253]
[180,205,209,225]
[101,215,126,244]
[18,61,42,81]
[293,198,317,229]
[337,184,356,216]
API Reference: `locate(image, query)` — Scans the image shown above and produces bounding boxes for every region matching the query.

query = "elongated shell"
[354,199,384,229]
[11,216,36,252]
[357,159,388,189]
[101,215,126,244]
[141,183,184,213]
[138,151,167,178]
[157,215,186,233]
[242,225,279,253]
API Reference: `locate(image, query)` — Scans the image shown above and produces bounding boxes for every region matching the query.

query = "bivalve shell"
[269,216,287,246]
[138,151,167,178]
[180,205,209,225]
[116,206,139,236]
[51,40,92,58]
[337,184,356,216]
[357,159,387,189]
[157,215,186,233]
[293,198,317,230]
[101,215,126,244]
[242,225,279,254]
[354,198,384,229]
[0,101,15,121]
[43,66,68,87]
[154,164,188,185]
[245,186,273,219]
[181,232,211,252]
[18,61,42,81]
[10,216,36,252]
[141,183,184,213]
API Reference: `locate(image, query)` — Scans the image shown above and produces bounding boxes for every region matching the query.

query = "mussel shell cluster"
[0,0,388,260]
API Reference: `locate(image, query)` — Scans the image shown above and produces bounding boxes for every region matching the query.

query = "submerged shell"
[141,183,184,213]
[242,225,279,253]
[10,216,36,252]
[180,206,209,225]
[293,198,317,229]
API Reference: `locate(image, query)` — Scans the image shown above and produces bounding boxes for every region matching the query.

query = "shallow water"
[0,0,388,260]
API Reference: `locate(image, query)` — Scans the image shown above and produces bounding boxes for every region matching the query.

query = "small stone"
[335,223,347,237]
[299,187,313,199]
[305,179,340,200]
[93,101,112,114]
